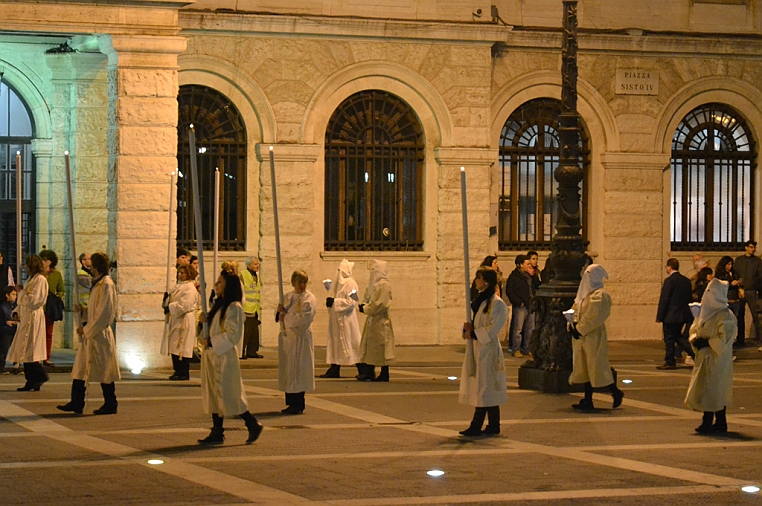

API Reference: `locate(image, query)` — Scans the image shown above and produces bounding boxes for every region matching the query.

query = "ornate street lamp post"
[518,0,589,392]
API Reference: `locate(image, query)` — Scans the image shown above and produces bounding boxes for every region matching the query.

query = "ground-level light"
[622,379,633,384]
[448,376,457,381]
[741,485,760,493]
[147,459,164,465]
[427,469,445,477]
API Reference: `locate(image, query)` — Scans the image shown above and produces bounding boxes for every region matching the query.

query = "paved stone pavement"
[1,340,761,505]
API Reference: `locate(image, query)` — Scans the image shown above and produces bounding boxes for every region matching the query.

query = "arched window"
[498,98,590,251]
[670,103,756,251]
[0,81,35,273]
[177,85,247,251]
[325,90,424,251]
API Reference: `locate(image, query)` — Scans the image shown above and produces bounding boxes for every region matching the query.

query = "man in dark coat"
[734,240,762,347]
[506,254,533,358]
[656,258,695,369]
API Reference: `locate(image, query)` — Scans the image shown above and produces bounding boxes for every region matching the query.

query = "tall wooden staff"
[460,166,471,325]
[15,150,22,283]
[213,167,220,279]
[64,151,81,331]
[269,146,285,327]
[188,125,208,338]
[165,171,176,293]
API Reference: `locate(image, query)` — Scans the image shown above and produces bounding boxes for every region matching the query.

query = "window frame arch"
[497,97,590,251]
[324,89,425,252]
[177,84,247,252]
[670,103,757,252]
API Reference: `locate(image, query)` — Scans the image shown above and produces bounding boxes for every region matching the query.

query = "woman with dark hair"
[39,249,64,366]
[459,266,508,436]
[714,256,741,322]
[198,269,263,445]
[58,252,120,415]
[161,264,199,381]
[692,267,714,303]
[7,255,49,391]
[470,255,501,301]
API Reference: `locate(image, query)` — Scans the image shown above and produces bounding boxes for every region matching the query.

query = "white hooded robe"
[326,259,362,366]
[71,275,120,384]
[160,280,198,359]
[7,273,48,363]
[359,260,395,366]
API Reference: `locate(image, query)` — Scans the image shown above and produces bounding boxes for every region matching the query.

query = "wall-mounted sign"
[616,69,659,95]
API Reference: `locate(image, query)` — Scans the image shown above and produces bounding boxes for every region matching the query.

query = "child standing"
[0,287,18,374]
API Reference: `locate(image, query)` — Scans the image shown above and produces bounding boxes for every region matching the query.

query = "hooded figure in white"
[685,278,736,434]
[357,260,395,381]
[160,267,198,381]
[568,264,624,411]
[321,259,362,378]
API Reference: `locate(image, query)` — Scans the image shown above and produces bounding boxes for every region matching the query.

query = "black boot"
[282,392,305,414]
[372,366,389,382]
[93,383,118,415]
[240,411,263,444]
[57,379,86,414]
[199,414,225,445]
[572,383,595,410]
[609,383,624,408]
[319,364,340,378]
[460,407,487,436]
[484,406,500,435]
[695,411,715,433]
[358,364,375,381]
[713,407,727,433]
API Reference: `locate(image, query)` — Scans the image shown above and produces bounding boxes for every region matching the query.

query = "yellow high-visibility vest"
[77,268,91,309]
[240,269,261,316]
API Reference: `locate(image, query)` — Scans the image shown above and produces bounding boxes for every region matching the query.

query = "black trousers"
[0,333,13,370]
[242,315,260,357]
[738,290,762,344]
[23,362,48,385]
[663,323,694,365]
[171,354,190,377]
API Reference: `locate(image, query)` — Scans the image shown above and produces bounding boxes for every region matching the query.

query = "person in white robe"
[277,270,316,414]
[568,264,624,410]
[161,264,198,380]
[7,255,49,391]
[198,269,263,445]
[459,267,508,436]
[57,252,120,415]
[685,278,736,434]
[357,260,395,382]
[320,258,362,378]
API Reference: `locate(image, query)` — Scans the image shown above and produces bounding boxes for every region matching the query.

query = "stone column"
[600,151,670,339]
[98,35,187,370]
[434,147,496,344]
[257,143,321,347]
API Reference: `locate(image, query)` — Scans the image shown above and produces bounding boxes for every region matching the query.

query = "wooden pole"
[269,146,285,306]
[165,171,176,292]
[213,167,220,279]
[188,125,208,338]
[64,151,81,330]
[460,167,472,324]
[15,150,22,283]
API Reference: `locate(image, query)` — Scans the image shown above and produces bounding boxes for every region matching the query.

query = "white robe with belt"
[326,279,362,366]
[7,273,48,363]
[459,294,509,407]
[71,276,120,384]
[200,302,249,416]
[685,308,735,412]
[569,288,615,388]
[358,280,395,366]
[160,281,198,359]
[278,290,316,394]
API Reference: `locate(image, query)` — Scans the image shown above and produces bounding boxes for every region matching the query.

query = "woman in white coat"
[277,270,316,414]
[57,252,120,415]
[357,260,395,382]
[161,264,198,381]
[7,255,49,391]
[321,258,362,378]
[568,264,624,410]
[459,267,508,436]
[685,278,736,434]
[198,269,263,445]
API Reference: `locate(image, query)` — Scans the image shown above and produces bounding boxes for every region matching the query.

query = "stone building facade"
[0,0,760,368]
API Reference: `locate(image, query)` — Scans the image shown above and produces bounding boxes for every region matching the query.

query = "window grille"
[177,85,247,251]
[498,98,589,251]
[670,103,756,251]
[324,90,424,251]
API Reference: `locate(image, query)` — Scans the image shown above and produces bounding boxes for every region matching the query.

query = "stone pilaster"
[434,147,497,344]
[601,151,670,339]
[256,143,321,347]
[99,34,187,369]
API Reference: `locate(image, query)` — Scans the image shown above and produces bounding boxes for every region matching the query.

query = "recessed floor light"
[427,469,445,477]
[741,485,760,493]
[147,459,164,465]
[622,379,633,384]
[448,376,457,381]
